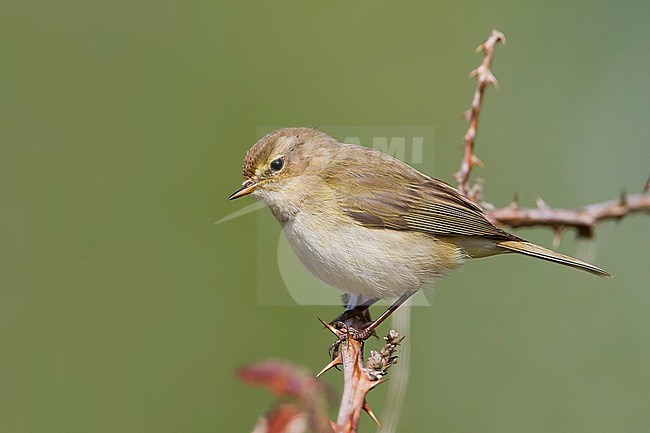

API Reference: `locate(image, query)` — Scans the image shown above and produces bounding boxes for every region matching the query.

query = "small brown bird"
[230,128,610,338]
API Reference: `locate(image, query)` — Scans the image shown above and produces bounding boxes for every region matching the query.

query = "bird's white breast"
[282,210,466,299]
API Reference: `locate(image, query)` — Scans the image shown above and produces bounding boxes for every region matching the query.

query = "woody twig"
[455,29,650,240]
[318,320,404,433]
[486,188,650,244]
[455,29,506,200]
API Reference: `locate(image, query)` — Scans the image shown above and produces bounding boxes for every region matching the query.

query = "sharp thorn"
[619,188,628,206]
[494,29,507,45]
[458,109,472,123]
[511,191,520,209]
[317,317,342,336]
[363,401,381,427]
[368,378,389,389]
[316,355,342,378]
[486,71,499,89]
[643,174,650,193]
[535,196,550,210]
[471,155,484,168]
[552,226,563,249]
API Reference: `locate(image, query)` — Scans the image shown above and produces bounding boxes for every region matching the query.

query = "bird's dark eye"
[270,158,284,172]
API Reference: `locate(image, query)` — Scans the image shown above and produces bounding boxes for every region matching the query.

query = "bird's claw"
[347,326,374,341]
[326,322,377,359]
[328,336,344,360]
[327,321,348,359]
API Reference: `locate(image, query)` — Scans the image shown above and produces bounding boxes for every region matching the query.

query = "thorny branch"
[486,190,650,244]
[456,29,650,238]
[317,321,404,433]
[239,329,404,433]
[455,29,506,199]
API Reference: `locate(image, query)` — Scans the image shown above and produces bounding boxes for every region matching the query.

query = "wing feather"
[336,169,515,240]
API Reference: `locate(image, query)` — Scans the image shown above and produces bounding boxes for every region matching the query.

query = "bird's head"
[229,127,338,202]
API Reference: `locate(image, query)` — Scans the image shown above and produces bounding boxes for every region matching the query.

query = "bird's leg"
[330,294,379,328]
[346,290,417,341]
[330,306,374,329]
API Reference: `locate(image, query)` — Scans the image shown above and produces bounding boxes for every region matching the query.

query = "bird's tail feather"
[497,240,611,277]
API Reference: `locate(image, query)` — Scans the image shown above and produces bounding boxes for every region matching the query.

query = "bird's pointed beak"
[229,179,260,200]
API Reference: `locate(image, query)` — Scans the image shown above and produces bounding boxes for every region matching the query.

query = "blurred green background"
[2,1,649,432]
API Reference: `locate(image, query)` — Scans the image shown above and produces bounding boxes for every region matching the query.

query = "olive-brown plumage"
[230,127,609,314]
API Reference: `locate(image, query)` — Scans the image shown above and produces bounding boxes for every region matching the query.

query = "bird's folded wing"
[339,176,516,240]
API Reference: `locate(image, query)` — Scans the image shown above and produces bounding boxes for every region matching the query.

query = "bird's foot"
[327,320,377,359]
[346,326,375,341]
[320,313,378,360]
[328,332,345,360]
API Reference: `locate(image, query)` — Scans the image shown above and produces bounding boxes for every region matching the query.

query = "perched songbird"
[230,128,610,338]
